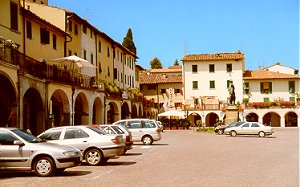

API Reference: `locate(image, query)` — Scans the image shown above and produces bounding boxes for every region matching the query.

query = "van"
[113,119,161,145]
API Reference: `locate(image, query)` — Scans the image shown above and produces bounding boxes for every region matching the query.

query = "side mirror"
[13,140,25,147]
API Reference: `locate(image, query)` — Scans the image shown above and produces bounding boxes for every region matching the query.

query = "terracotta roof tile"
[182,51,244,61]
[139,73,182,84]
[149,68,182,73]
[243,70,300,80]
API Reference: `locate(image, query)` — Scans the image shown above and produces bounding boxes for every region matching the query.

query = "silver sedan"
[38,126,125,166]
[0,127,82,177]
[224,122,274,137]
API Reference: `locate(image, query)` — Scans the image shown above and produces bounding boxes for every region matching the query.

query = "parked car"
[224,122,274,137]
[38,126,125,166]
[214,121,246,135]
[113,118,161,145]
[96,124,133,154]
[0,127,82,177]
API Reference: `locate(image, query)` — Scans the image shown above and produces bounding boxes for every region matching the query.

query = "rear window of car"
[40,130,62,140]
[87,127,107,135]
[111,126,124,134]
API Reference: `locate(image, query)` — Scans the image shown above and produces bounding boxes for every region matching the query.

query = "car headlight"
[63,151,78,156]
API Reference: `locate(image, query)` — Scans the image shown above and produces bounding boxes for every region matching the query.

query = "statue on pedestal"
[228,82,236,105]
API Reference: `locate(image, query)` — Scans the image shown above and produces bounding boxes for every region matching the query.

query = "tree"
[173,59,179,66]
[150,57,163,69]
[122,28,136,55]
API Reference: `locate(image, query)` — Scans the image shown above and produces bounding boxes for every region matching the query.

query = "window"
[127,121,142,128]
[227,80,233,88]
[192,81,198,89]
[98,41,101,52]
[243,82,250,94]
[10,2,18,31]
[260,82,272,94]
[143,121,155,128]
[114,68,117,79]
[175,103,182,108]
[26,21,32,39]
[161,88,166,93]
[263,98,269,102]
[68,20,72,32]
[83,24,87,34]
[242,123,250,127]
[289,81,295,93]
[192,65,198,73]
[68,49,72,56]
[39,130,61,140]
[226,64,232,72]
[0,130,18,145]
[209,80,215,89]
[53,34,57,49]
[90,53,93,64]
[290,97,295,102]
[90,30,93,38]
[40,28,50,44]
[83,50,86,60]
[108,67,110,77]
[175,89,181,94]
[251,123,260,127]
[107,46,110,57]
[209,64,215,73]
[64,128,89,139]
[74,24,78,35]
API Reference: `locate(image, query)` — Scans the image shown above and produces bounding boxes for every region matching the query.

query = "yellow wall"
[66,17,81,57]
[96,35,114,84]
[0,0,24,52]
[25,18,65,61]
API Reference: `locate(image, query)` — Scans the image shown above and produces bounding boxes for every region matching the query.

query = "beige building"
[139,66,183,118]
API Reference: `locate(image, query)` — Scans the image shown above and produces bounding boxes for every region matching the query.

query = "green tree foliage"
[150,57,163,69]
[173,59,179,66]
[122,28,136,55]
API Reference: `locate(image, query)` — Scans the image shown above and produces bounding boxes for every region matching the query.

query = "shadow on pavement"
[0,170,91,179]
[123,152,142,156]
[105,161,137,166]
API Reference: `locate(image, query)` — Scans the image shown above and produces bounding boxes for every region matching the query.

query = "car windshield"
[228,122,237,127]
[12,129,42,143]
[87,127,107,135]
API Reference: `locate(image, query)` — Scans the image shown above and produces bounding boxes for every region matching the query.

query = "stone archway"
[121,102,130,119]
[206,112,219,127]
[285,112,298,127]
[23,88,44,135]
[0,74,17,127]
[246,112,258,122]
[107,102,118,124]
[92,97,103,124]
[50,89,70,128]
[131,104,138,118]
[188,113,201,127]
[263,112,280,127]
[74,92,89,125]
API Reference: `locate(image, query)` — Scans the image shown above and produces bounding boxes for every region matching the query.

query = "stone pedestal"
[225,106,239,125]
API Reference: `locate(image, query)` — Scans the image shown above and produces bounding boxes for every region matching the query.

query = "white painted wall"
[183,60,244,103]
[265,64,297,75]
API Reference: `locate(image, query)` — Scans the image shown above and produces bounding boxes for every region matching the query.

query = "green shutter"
[260,82,263,93]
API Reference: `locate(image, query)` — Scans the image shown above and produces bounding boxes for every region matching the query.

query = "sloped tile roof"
[149,67,182,73]
[139,73,182,84]
[182,51,244,61]
[243,70,300,80]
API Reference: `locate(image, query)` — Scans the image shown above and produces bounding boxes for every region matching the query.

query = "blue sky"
[50,0,299,70]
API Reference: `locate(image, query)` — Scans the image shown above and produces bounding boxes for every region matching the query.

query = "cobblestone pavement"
[0,128,299,187]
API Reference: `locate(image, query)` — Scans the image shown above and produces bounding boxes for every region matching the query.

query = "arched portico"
[263,112,280,127]
[0,74,17,127]
[131,104,138,118]
[107,102,119,124]
[206,112,219,127]
[74,92,89,125]
[50,89,70,128]
[23,88,44,135]
[121,101,130,119]
[92,97,103,124]
[285,112,298,127]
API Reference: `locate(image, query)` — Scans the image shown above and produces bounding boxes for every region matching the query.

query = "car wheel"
[85,148,103,166]
[230,131,237,137]
[142,135,153,145]
[33,156,55,177]
[258,131,265,137]
[218,129,224,135]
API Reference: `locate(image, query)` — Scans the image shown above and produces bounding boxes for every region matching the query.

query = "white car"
[38,126,125,166]
[113,118,161,145]
[224,122,274,137]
